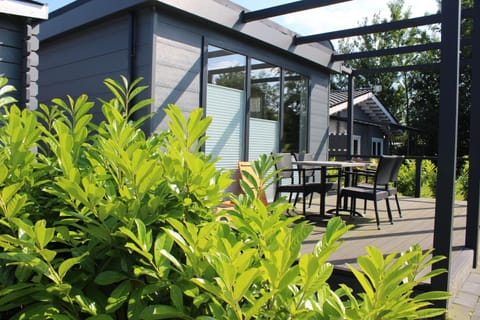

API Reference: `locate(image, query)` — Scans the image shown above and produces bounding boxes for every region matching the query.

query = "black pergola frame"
[240,0,480,310]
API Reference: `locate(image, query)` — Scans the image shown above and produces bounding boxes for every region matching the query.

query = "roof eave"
[39,0,340,73]
[329,91,399,125]
[1,0,48,20]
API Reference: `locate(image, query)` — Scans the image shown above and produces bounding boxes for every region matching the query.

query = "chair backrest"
[374,156,397,187]
[293,153,314,177]
[390,155,405,183]
[272,153,293,179]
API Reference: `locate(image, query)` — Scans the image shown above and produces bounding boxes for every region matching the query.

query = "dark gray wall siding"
[38,14,131,116]
[150,11,203,130]
[1,16,24,100]
[38,3,332,156]
[1,15,41,109]
[39,9,156,128]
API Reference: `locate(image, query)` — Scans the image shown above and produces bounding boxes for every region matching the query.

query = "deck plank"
[297,195,470,286]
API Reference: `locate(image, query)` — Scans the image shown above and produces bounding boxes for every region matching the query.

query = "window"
[248,59,280,161]
[282,70,308,153]
[205,46,246,170]
[372,137,383,156]
[204,45,310,167]
[353,135,361,155]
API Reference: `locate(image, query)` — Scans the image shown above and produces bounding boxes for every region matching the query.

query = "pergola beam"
[333,38,471,62]
[295,14,441,44]
[352,63,439,75]
[333,43,441,61]
[240,0,351,23]
[352,60,474,75]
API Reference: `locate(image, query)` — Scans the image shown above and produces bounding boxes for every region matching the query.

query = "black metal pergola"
[240,0,480,309]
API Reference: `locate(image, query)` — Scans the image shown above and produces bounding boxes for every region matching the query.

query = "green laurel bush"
[0,76,448,319]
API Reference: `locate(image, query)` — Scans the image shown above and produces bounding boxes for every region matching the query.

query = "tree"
[335,0,436,121]
[407,0,472,156]
[333,0,473,157]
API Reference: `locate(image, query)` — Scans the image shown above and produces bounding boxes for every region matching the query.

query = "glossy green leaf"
[233,268,258,302]
[58,253,88,280]
[139,305,192,320]
[105,280,131,313]
[95,271,128,286]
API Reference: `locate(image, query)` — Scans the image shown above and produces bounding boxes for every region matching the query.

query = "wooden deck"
[296,195,472,291]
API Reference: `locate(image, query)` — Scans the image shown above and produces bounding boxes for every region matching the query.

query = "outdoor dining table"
[292,160,373,217]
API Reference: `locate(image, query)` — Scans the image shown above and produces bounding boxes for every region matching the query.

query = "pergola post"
[466,0,480,266]
[346,74,354,160]
[431,0,462,304]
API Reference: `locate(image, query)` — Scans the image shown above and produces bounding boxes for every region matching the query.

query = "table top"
[293,160,373,168]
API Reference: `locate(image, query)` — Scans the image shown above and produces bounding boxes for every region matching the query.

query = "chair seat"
[278,182,334,195]
[355,183,397,196]
[341,186,389,200]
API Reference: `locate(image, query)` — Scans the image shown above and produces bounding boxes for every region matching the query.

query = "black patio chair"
[387,155,405,217]
[292,152,315,207]
[337,155,397,229]
[354,155,405,218]
[272,152,333,215]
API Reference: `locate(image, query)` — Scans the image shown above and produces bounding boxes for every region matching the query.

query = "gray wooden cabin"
[38,0,343,175]
[328,89,400,159]
[0,0,48,109]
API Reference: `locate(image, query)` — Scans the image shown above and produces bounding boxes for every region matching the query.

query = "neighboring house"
[328,89,400,159]
[0,0,48,109]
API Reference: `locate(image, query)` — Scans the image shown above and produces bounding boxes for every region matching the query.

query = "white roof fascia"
[0,0,49,20]
[329,91,398,125]
[329,92,373,115]
[369,94,397,124]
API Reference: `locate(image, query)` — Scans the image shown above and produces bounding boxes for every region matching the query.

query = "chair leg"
[363,199,367,215]
[350,197,356,217]
[373,201,380,230]
[335,192,341,216]
[308,192,313,208]
[385,198,393,224]
[302,192,307,215]
[293,192,299,206]
[395,194,402,218]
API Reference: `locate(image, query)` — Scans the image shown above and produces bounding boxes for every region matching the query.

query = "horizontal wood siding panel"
[0,19,23,83]
[0,28,23,48]
[40,16,130,69]
[0,46,22,64]
[39,15,130,107]
[0,61,21,80]
[151,14,202,131]
[151,87,200,131]
[0,16,23,32]
[40,50,129,86]
[40,70,128,104]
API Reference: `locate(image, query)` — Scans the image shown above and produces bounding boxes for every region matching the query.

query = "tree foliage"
[333,0,473,156]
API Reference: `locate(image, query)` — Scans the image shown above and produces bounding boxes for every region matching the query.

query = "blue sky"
[43,0,438,35]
